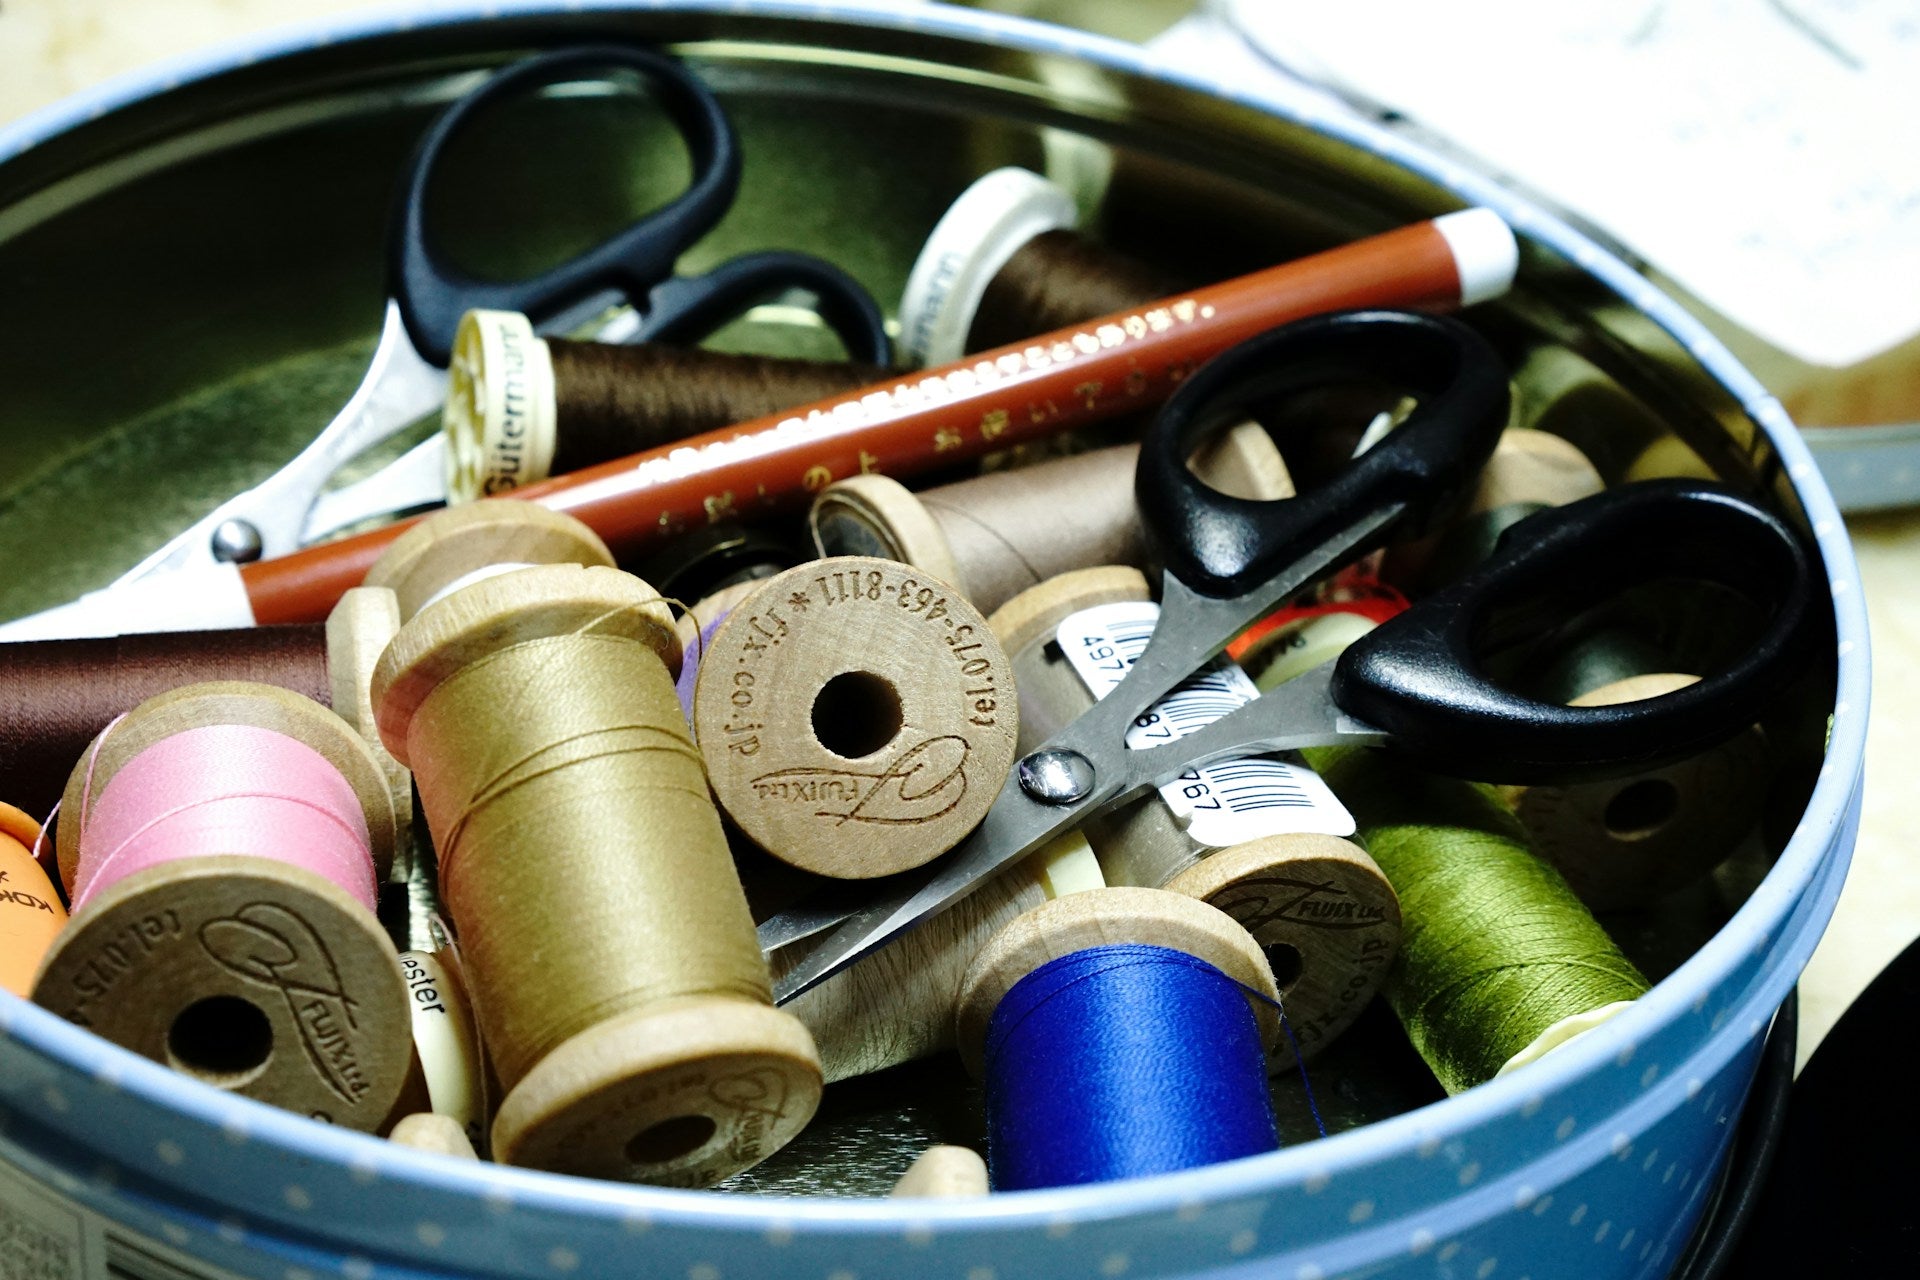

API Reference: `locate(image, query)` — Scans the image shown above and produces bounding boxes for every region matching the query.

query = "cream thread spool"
[388,1113,479,1160]
[371,563,821,1182]
[33,682,410,1131]
[889,1145,989,1198]
[692,557,1018,880]
[809,422,1291,616]
[392,948,488,1153]
[777,829,1104,1083]
[988,567,1400,1067]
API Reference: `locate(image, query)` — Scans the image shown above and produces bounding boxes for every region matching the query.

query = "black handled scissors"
[64,44,888,607]
[768,308,1812,1003]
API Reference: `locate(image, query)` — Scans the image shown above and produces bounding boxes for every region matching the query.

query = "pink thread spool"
[32,682,413,1132]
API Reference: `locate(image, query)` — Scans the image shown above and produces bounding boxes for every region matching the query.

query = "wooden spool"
[363,499,614,622]
[388,1113,480,1160]
[693,556,1018,880]
[372,565,821,1183]
[1503,672,1770,910]
[808,423,1291,615]
[989,569,1401,1065]
[325,585,414,876]
[34,682,410,1132]
[0,802,66,999]
[955,887,1280,1077]
[890,1145,989,1198]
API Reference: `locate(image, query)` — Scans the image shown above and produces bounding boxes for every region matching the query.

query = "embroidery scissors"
[767,308,1813,1004]
[2,44,886,639]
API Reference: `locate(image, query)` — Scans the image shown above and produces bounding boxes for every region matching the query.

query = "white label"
[1057,602,1354,847]
[0,1155,101,1280]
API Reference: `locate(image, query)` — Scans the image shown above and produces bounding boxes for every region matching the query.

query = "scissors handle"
[639,250,891,365]
[1136,309,1511,600]
[1333,479,1813,783]
[393,45,741,365]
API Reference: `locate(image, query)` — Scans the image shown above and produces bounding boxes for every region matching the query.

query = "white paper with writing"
[1057,601,1354,847]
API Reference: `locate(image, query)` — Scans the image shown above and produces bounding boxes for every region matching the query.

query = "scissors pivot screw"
[1017,749,1096,805]
[211,519,265,565]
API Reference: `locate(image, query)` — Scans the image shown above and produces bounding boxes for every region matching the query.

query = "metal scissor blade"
[112,302,444,588]
[302,436,449,543]
[770,766,1126,1005]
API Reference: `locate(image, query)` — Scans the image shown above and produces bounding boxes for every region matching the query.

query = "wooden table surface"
[2,0,1911,1068]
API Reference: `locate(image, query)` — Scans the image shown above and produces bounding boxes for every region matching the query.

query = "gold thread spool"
[988,567,1400,1066]
[954,887,1281,1079]
[363,499,615,623]
[692,557,1019,880]
[777,829,1104,1083]
[371,564,820,1183]
[809,423,1290,615]
[0,803,66,998]
[33,682,410,1131]
[890,1145,989,1198]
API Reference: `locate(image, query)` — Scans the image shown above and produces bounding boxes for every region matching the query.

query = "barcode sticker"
[1057,601,1354,847]
[0,1154,101,1280]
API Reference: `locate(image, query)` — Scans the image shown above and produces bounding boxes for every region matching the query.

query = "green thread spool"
[1300,745,1648,1094]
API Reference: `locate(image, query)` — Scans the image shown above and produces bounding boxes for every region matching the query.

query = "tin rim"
[0,0,1869,1243]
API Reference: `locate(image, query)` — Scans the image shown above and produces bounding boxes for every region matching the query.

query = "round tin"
[0,4,1866,1279]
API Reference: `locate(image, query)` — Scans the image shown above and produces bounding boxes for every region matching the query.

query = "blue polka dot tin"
[0,4,1867,1278]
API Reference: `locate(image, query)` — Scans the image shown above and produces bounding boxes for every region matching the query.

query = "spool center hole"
[1263,942,1304,992]
[626,1114,718,1166]
[811,671,903,759]
[1604,779,1680,839]
[166,996,273,1089]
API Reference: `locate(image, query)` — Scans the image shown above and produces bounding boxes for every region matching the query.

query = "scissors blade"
[769,763,1130,1005]
[301,435,449,543]
[114,302,444,588]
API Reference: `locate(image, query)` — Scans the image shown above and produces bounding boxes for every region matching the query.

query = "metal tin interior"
[0,4,1868,1278]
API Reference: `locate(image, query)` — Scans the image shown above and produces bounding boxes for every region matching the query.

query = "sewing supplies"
[955,887,1282,1190]
[0,803,65,998]
[693,556,1019,880]
[429,308,888,505]
[1384,426,1606,591]
[391,948,488,1153]
[2,209,1518,643]
[778,831,1103,1083]
[32,682,410,1130]
[0,44,889,651]
[897,167,1183,365]
[989,565,1400,1065]
[1303,746,1651,1094]
[766,311,1811,1006]
[370,547,820,1182]
[809,421,1290,615]
[889,1145,990,1198]
[388,1112,480,1160]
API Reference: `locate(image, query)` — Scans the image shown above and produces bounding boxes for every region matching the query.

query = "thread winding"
[71,723,376,913]
[983,942,1279,1190]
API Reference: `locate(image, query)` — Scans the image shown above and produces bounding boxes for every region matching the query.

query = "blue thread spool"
[955,887,1284,1190]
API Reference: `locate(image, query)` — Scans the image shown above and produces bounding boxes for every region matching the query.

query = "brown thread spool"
[33,682,410,1131]
[0,803,65,998]
[776,830,1104,1083]
[896,168,1182,365]
[32,591,411,895]
[989,566,1400,1067]
[444,310,886,501]
[371,563,820,1182]
[809,422,1291,616]
[692,557,1019,880]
